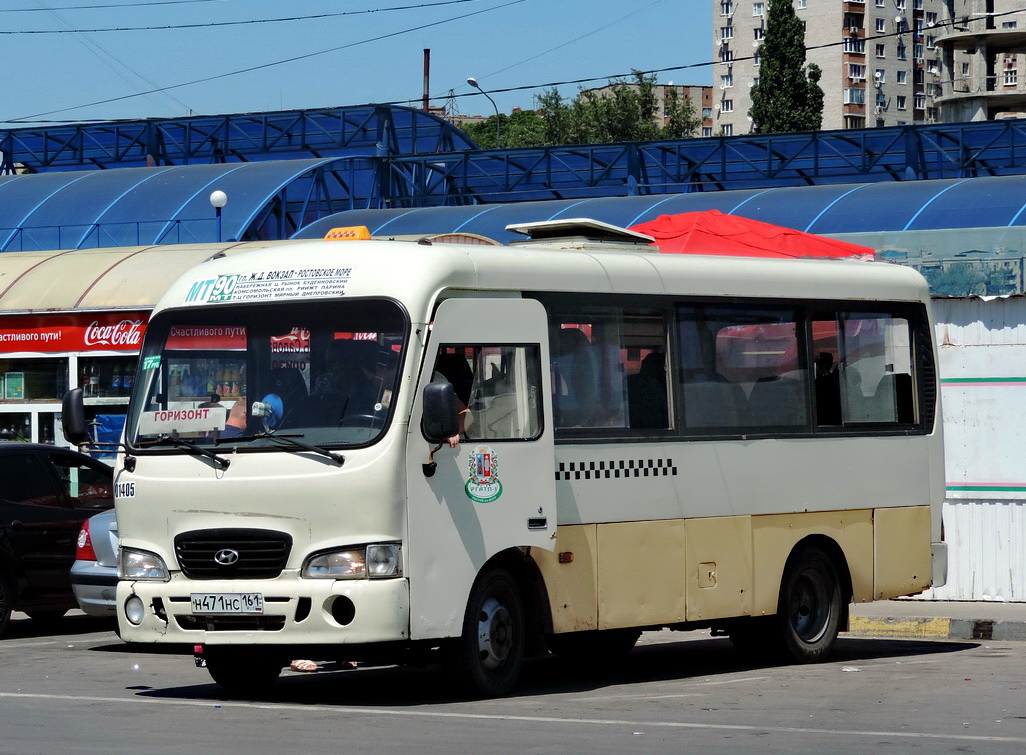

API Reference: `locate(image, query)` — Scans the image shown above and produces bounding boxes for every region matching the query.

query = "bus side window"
[678,304,807,432]
[842,313,915,424]
[678,307,743,430]
[549,308,669,432]
[812,312,916,426]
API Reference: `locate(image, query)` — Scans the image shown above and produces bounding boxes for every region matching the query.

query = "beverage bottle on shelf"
[123,361,134,394]
[88,362,99,397]
[112,364,122,396]
[80,365,91,398]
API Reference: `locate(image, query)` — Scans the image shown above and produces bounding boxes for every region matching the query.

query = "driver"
[221,398,247,438]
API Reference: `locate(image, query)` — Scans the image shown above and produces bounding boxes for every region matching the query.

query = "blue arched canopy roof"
[294,174,1026,243]
[0,157,379,251]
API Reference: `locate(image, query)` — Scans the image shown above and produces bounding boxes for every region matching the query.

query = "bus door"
[406,297,556,638]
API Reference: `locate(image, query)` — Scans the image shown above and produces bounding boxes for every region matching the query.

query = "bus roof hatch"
[505,218,656,252]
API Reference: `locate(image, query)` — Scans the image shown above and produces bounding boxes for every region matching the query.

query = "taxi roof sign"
[324,226,371,241]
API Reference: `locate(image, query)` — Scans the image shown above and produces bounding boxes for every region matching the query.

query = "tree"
[748,0,824,133]
[556,71,664,144]
[461,109,545,149]
[458,71,700,148]
[535,88,576,145]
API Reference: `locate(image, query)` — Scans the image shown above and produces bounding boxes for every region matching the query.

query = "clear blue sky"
[1,0,713,127]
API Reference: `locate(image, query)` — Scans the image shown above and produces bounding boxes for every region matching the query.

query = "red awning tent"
[629,210,873,259]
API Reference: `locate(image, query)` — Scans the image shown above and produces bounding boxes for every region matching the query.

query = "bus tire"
[776,546,842,663]
[453,568,525,697]
[546,628,640,661]
[205,648,283,694]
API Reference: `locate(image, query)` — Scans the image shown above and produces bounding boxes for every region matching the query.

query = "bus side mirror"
[62,388,90,446]
[422,382,459,444]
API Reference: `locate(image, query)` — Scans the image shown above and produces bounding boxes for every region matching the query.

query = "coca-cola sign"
[84,319,144,347]
[0,311,149,354]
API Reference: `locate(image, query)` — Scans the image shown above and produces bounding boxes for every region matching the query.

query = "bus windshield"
[127,299,407,450]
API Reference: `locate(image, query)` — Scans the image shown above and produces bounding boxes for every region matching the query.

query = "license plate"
[190,593,264,614]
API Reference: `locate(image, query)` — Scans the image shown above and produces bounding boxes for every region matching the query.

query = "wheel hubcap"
[791,572,828,643]
[476,596,512,670]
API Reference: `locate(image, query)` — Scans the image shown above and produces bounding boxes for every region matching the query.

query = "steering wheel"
[339,413,383,429]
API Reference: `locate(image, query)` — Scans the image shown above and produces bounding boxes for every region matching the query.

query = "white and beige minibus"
[64,220,946,696]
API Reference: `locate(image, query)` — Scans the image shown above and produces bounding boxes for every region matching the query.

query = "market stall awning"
[0,240,289,313]
[629,210,874,258]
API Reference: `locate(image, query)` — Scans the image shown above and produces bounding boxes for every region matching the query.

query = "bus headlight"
[119,547,170,582]
[303,544,402,579]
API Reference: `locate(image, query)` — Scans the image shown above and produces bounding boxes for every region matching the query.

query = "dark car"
[0,443,113,637]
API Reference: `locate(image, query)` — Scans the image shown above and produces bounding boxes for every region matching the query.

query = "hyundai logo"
[214,548,240,566]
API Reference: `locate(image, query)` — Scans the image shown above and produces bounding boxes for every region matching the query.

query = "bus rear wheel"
[452,568,525,697]
[204,648,283,694]
[776,546,842,662]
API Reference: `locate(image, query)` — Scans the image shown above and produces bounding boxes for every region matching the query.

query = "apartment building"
[713,0,948,134]
[936,1,1026,122]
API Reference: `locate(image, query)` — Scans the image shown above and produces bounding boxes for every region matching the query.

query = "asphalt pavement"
[847,599,1026,641]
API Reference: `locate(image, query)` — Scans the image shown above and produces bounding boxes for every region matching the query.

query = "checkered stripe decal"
[555,459,677,481]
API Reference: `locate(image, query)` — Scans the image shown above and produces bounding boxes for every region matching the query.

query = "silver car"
[70,509,118,617]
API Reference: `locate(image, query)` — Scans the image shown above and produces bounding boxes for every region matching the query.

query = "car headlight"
[119,547,170,582]
[303,544,402,579]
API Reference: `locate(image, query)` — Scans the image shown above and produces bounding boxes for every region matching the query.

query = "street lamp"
[467,76,500,148]
[209,190,228,243]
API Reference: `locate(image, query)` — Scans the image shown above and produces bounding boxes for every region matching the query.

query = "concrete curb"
[846,615,1026,642]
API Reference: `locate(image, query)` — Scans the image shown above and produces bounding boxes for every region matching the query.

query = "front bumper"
[116,572,410,646]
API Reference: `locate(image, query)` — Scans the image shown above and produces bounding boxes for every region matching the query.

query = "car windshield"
[126,299,406,450]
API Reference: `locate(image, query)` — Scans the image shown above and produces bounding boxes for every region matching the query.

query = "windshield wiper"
[153,432,231,470]
[216,431,344,466]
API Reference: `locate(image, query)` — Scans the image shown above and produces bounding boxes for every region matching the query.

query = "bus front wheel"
[452,568,525,697]
[777,546,842,663]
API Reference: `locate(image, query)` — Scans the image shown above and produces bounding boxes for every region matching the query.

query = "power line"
[472,0,671,83]
[1,0,489,34]
[5,0,525,123]
[9,6,1022,125]
[33,0,197,116]
[6,0,233,11]
[433,8,1026,107]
